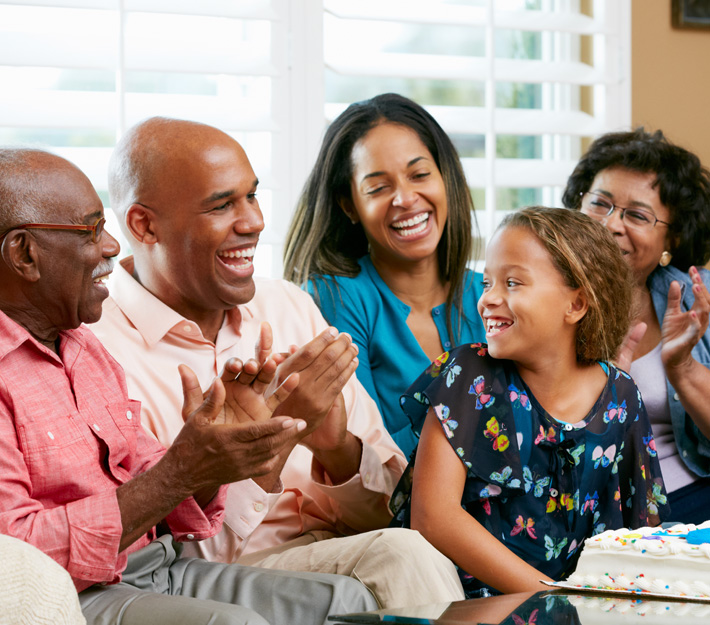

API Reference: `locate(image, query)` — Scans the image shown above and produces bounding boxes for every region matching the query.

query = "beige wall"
[632,0,710,167]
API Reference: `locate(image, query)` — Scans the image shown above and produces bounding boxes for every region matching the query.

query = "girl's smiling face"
[478,225,584,368]
[344,122,448,270]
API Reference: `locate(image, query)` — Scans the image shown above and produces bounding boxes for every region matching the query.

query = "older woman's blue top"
[307,255,486,459]
[648,264,710,477]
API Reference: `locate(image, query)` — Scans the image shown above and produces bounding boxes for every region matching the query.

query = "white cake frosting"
[566,521,710,598]
[568,594,710,624]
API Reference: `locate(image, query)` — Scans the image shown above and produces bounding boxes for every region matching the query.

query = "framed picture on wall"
[672,0,710,29]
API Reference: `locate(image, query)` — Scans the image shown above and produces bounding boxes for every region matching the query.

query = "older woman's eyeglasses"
[580,192,670,231]
[0,217,106,244]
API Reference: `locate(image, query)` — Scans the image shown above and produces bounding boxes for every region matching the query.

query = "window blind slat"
[462,158,580,188]
[326,0,608,35]
[123,0,276,19]
[327,54,612,86]
[7,0,115,8]
[326,104,604,137]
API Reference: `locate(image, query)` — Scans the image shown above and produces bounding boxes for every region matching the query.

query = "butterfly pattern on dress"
[534,425,556,445]
[445,360,462,388]
[582,491,599,514]
[436,404,458,439]
[471,342,488,357]
[511,609,538,625]
[643,434,657,457]
[523,466,550,498]
[610,442,624,475]
[489,465,521,489]
[566,538,579,559]
[456,447,473,469]
[592,444,616,469]
[569,443,585,466]
[546,490,575,513]
[508,383,531,412]
[510,515,537,539]
[592,509,606,535]
[469,375,495,410]
[428,351,450,378]
[603,399,627,424]
[390,343,669,595]
[484,416,510,452]
[480,484,502,499]
[544,535,568,561]
[647,482,668,516]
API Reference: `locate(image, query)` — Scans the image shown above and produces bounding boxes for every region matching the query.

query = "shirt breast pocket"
[17,417,88,498]
[104,400,142,471]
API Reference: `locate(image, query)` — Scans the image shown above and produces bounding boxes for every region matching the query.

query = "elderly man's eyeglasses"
[580,192,670,231]
[0,217,106,244]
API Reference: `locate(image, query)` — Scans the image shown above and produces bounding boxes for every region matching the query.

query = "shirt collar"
[110,256,249,348]
[0,308,85,363]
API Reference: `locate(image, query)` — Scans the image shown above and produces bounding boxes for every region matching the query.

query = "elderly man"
[0,148,378,625]
[91,117,465,608]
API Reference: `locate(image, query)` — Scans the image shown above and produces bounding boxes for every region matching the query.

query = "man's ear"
[338,197,360,225]
[125,203,158,244]
[1,231,41,282]
[565,289,588,325]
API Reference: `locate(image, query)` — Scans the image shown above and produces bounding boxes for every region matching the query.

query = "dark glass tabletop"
[328,589,710,624]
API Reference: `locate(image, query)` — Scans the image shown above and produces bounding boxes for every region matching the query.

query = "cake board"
[543,580,710,603]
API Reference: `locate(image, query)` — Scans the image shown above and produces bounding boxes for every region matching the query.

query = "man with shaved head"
[92,117,465,608]
[0,148,380,624]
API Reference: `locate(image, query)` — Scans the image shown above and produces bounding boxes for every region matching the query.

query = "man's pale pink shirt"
[91,258,406,562]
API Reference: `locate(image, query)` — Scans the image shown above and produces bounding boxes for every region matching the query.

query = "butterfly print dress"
[389,343,669,596]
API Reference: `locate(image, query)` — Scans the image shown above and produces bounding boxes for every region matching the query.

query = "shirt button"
[673,392,680,401]
[126,410,133,420]
[433,309,441,316]
[186,534,195,540]
[364,473,371,484]
[183,325,192,333]
[47,431,55,440]
[683,450,688,458]
[254,502,264,512]
[564,424,573,431]
[444,341,451,348]
[93,424,101,432]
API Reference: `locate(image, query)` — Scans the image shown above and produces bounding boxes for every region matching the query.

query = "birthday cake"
[566,522,710,598]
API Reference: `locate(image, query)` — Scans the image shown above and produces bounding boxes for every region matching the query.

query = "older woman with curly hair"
[562,128,710,523]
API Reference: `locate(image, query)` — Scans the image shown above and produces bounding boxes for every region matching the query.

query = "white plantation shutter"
[0,0,629,274]
[0,0,324,277]
[322,0,631,258]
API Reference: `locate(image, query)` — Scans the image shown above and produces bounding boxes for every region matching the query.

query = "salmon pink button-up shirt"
[91,257,406,563]
[0,310,226,591]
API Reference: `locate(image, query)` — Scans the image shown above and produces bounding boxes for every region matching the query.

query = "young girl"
[390,207,669,596]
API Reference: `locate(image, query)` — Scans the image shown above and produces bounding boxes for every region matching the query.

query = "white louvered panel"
[123,0,277,19]
[0,91,116,127]
[327,53,611,86]
[7,0,276,17]
[6,0,115,8]
[0,0,630,274]
[325,103,604,138]
[462,158,581,188]
[325,0,609,35]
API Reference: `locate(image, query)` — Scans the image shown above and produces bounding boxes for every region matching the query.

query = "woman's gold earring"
[659,251,672,267]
